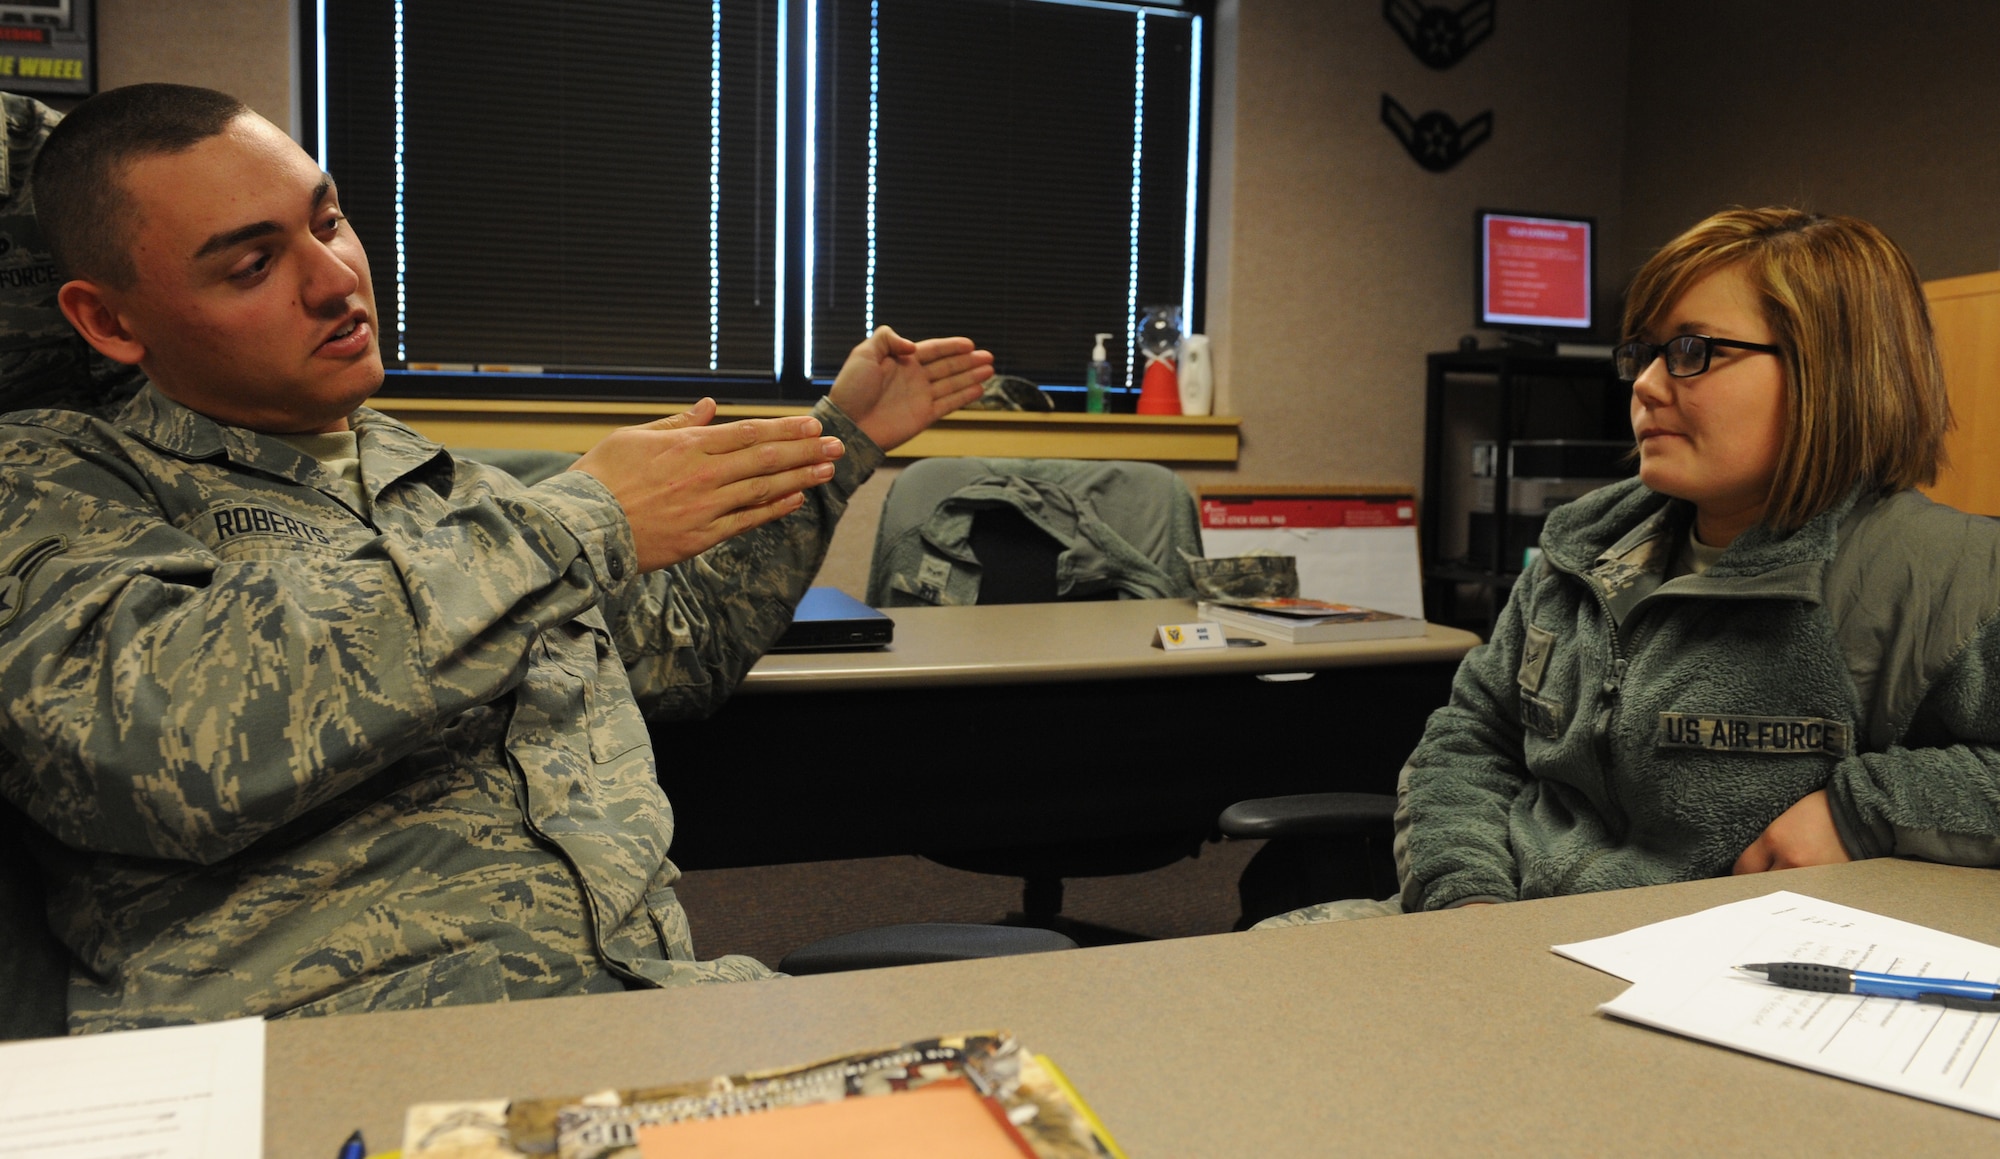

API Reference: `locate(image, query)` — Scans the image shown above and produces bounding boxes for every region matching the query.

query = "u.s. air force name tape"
[1154,621,1226,650]
[1656,712,1852,757]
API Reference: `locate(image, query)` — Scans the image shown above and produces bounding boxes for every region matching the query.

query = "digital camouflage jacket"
[0,386,881,1032]
[1401,478,2000,912]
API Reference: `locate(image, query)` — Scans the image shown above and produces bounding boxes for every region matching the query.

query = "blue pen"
[337,1129,365,1159]
[1736,962,2000,1011]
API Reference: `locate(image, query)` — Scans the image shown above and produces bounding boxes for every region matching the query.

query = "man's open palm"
[829,326,994,451]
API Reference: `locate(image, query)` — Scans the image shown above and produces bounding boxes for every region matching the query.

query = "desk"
[656,599,1482,868]
[737,598,1480,690]
[266,858,2000,1157]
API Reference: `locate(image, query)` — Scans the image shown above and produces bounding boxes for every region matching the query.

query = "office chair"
[866,456,1209,935]
[1220,792,1400,928]
[867,456,1204,609]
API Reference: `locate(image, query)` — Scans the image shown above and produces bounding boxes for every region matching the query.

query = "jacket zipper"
[1587,583,1628,823]
[1546,557,1633,832]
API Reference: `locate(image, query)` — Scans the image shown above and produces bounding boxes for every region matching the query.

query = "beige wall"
[96,0,294,133]
[1622,1,2000,289]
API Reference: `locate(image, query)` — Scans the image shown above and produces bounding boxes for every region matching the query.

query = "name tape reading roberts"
[209,505,335,546]
[1656,712,1851,757]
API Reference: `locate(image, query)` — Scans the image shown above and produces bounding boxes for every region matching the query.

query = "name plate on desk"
[1154,622,1225,650]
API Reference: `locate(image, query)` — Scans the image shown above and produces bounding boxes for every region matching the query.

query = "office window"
[305,0,1206,401]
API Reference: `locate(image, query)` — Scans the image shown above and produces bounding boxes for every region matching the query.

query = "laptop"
[769,587,895,652]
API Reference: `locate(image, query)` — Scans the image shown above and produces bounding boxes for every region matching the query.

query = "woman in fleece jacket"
[1263,207,2000,927]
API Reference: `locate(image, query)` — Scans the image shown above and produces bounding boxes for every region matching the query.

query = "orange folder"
[634,1077,1034,1159]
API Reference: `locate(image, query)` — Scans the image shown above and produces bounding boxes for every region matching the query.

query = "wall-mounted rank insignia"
[1657,713,1853,758]
[1381,94,1492,173]
[1384,0,1496,70]
[0,534,64,631]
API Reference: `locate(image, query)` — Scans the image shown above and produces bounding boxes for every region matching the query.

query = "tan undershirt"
[1670,526,1728,579]
[274,429,367,513]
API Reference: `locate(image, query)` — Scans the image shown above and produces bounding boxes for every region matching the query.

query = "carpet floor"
[675,838,1267,970]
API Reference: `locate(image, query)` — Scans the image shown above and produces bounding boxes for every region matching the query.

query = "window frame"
[296,0,1213,407]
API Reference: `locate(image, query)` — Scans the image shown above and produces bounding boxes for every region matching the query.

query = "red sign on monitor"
[1482,214,1591,329]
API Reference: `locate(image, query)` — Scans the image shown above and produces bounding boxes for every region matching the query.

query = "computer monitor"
[1475,209,1595,340]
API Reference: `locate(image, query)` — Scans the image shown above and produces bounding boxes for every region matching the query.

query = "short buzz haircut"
[1622,207,1952,532]
[33,83,249,288]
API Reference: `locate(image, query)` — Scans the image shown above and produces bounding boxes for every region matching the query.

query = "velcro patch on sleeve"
[913,553,953,603]
[1517,623,1556,694]
[1656,712,1851,757]
[1520,690,1565,740]
[0,534,65,631]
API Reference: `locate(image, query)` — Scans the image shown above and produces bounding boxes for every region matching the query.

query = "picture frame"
[0,0,94,97]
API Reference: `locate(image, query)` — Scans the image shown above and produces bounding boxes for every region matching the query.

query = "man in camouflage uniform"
[0,84,992,1033]
[0,91,144,416]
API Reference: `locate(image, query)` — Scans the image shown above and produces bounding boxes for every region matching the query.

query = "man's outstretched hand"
[568,398,844,574]
[829,326,994,452]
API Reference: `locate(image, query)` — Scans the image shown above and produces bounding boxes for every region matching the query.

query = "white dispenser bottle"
[1178,334,1213,416]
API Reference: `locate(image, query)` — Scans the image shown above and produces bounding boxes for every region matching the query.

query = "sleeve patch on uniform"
[0,533,65,630]
[1656,712,1851,757]
[912,553,953,603]
[1518,623,1556,693]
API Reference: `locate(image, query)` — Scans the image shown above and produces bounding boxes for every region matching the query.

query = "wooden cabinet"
[1924,271,2000,516]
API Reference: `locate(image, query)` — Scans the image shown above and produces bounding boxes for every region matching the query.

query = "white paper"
[1557,891,2000,1119]
[0,1016,264,1159]
[1199,525,1425,620]
[1554,890,2000,984]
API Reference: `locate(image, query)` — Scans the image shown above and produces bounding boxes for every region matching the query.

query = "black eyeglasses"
[1614,335,1783,382]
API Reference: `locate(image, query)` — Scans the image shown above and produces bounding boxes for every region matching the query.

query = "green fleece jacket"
[1400,478,2000,912]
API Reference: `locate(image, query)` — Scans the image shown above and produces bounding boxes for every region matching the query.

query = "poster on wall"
[0,1,92,97]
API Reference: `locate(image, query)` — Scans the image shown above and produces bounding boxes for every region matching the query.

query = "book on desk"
[1197,597,1427,644]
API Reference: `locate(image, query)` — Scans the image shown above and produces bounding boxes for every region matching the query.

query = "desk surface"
[741,597,1483,692]
[268,859,2000,1157]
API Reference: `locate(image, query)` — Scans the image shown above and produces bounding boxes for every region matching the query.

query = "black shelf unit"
[1421,349,1631,636]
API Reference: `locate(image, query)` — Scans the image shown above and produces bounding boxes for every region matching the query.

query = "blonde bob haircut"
[1622,207,1951,532]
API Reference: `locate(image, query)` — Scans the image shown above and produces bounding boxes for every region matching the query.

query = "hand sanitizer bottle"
[1086,332,1114,414]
